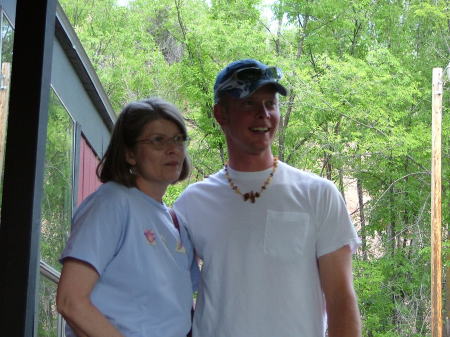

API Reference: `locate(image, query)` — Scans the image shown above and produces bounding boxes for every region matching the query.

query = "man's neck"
[227,151,275,172]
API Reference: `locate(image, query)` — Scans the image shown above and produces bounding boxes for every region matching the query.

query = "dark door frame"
[0,0,57,336]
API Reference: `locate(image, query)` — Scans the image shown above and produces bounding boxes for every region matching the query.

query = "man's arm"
[318,245,361,337]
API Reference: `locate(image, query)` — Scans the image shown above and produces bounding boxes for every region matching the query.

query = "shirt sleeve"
[60,185,129,275]
[176,203,201,292]
[173,195,195,243]
[181,225,201,292]
[314,179,361,258]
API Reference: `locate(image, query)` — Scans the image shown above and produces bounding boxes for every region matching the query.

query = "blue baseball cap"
[213,59,288,103]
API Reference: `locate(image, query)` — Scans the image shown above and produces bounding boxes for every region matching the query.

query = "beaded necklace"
[224,157,278,203]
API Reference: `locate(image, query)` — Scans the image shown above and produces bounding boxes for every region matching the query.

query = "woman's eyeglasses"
[135,135,190,150]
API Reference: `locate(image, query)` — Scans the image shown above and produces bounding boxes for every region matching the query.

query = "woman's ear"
[125,148,136,166]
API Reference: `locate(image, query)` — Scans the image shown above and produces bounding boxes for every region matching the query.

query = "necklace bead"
[224,157,278,203]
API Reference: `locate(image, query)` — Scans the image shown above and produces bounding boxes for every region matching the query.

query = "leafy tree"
[57,0,450,335]
[38,90,74,336]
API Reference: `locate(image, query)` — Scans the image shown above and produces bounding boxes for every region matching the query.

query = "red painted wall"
[77,135,102,206]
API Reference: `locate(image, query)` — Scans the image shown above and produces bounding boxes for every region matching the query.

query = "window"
[38,262,65,337]
[38,89,74,337]
[0,12,14,209]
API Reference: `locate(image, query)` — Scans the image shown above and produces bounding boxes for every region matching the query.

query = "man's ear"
[125,148,136,166]
[214,103,228,126]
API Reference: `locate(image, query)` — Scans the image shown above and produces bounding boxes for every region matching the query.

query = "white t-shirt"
[174,161,360,337]
[61,181,198,337]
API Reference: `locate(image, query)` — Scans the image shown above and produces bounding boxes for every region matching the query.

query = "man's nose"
[256,103,270,118]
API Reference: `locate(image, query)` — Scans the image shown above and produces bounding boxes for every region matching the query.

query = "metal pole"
[431,67,443,337]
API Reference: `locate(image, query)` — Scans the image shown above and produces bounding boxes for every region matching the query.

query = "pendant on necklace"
[243,191,260,203]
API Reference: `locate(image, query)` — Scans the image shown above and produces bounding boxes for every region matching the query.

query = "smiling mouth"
[250,127,270,133]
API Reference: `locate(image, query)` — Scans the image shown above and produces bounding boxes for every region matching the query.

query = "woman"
[56,97,197,337]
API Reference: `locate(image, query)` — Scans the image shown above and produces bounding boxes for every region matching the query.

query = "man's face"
[214,85,280,157]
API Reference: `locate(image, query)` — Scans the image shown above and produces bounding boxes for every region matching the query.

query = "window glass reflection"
[1,13,13,63]
[40,89,74,270]
[38,269,62,337]
[0,12,14,210]
[38,89,74,337]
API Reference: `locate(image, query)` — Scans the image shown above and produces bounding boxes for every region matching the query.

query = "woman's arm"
[56,258,125,337]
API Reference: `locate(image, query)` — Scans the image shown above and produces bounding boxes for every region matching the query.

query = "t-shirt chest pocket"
[264,210,310,259]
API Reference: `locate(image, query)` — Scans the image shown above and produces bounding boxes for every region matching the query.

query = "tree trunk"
[357,178,367,260]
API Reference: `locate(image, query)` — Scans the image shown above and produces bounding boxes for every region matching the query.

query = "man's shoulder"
[184,170,224,192]
[278,161,316,179]
[278,162,336,188]
[174,170,224,214]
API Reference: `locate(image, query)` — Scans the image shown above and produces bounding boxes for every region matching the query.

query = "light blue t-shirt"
[61,181,198,337]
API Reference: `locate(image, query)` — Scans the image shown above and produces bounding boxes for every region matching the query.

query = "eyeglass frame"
[135,134,190,150]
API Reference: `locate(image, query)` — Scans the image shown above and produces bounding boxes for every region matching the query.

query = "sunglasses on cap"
[216,66,283,92]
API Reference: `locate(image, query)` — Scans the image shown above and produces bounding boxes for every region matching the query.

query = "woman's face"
[125,118,186,196]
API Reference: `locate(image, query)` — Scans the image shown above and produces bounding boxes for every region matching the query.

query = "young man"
[174,59,362,337]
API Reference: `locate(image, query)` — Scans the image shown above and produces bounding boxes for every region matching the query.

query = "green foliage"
[37,276,59,337]
[38,90,75,336]
[40,90,74,270]
[355,248,432,336]
[57,0,450,335]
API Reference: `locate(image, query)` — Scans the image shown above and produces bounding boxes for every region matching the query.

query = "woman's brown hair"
[96,97,191,186]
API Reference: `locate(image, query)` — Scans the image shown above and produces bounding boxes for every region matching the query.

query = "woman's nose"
[165,141,184,154]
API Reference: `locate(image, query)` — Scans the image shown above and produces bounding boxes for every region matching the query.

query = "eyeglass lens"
[137,135,188,149]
